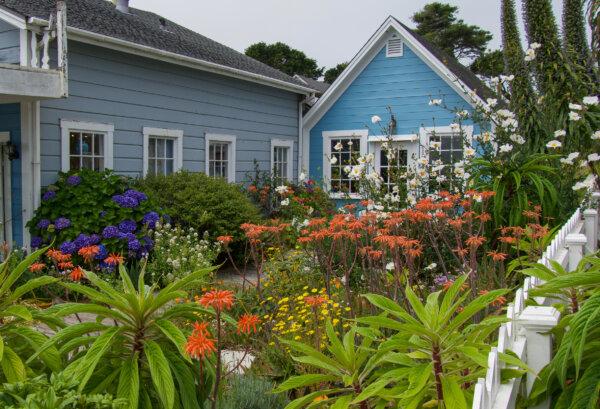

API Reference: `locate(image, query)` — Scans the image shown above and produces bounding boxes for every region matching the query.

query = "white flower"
[500,74,514,82]
[588,153,600,162]
[364,153,375,163]
[569,103,583,111]
[330,156,338,164]
[371,115,382,124]
[386,262,395,271]
[583,96,599,106]
[510,134,526,145]
[333,141,343,151]
[347,140,353,146]
[456,110,469,119]
[436,175,447,183]
[275,185,289,195]
[465,146,476,156]
[530,42,542,49]
[499,143,513,153]
[486,98,498,107]
[490,77,500,86]
[425,263,437,271]
[430,141,441,150]
[429,98,442,106]
[481,131,492,143]
[560,152,580,165]
[524,48,536,61]
[349,165,363,179]
[407,194,417,206]
[343,165,352,174]
[554,129,566,138]
[569,111,581,121]
[450,122,461,131]
[299,172,306,181]
[418,157,429,166]
[592,130,600,140]
[280,198,290,206]
[496,109,515,119]
[546,140,562,149]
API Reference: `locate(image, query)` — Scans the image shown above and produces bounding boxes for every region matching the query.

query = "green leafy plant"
[0,248,61,383]
[34,264,216,409]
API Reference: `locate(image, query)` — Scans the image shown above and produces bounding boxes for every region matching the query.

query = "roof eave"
[0,4,26,28]
[67,26,315,95]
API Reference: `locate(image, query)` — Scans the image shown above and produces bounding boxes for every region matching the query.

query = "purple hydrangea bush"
[27,169,163,269]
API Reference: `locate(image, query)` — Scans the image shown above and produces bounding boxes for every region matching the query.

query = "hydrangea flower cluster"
[112,189,148,208]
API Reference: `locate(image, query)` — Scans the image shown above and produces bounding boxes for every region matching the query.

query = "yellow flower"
[294,335,301,340]
[332,318,340,325]
[311,288,318,293]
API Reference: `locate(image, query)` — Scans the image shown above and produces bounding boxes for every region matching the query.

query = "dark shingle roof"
[294,75,330,95]
[392,17,493,101]
[0,0,311,91]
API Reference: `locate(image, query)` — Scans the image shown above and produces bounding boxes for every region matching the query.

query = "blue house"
[0,0,314,246]
[301,16,490,199]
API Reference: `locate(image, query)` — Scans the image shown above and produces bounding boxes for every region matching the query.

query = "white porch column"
[565,233,588,271]
[518,306,561,409]
[583,209,598,253]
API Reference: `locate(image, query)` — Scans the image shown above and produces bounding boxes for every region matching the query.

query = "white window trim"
[322,129,368,199]
[142,127,184,176]
[419,125,474,161]
[270,139,294,182]
[60,119,114,172]
[205,133,236,183]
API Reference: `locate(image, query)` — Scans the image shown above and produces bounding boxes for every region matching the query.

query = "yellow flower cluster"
[262,286,351,350]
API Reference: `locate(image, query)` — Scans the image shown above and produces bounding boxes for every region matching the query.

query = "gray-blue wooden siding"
[0,20,19,64]
[0,103,23,245]
[309,40,476,179]
[40,41,300,186]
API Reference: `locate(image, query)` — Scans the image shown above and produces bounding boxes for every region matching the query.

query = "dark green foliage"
[589,0,600,65]
[563,0,592,67]
[245,42,323,79]
[215,375,289,409]
[470,49,505,78]
[0,373,127,409]
[135,171,261,244]
[323,62,348,84]
[412,2,493,60]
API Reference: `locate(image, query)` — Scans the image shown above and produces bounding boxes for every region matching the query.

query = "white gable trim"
[0,6,26,29]
[303,16,485,132]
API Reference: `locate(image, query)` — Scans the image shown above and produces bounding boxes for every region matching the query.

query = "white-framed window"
[271,139,294,183]
[205,134,236,183]
[322,130,368,198]
[419,125,474,165]
[386,37,403,57]
[142,127,184,176]
[60,120,114,172]
[370,135,420,193]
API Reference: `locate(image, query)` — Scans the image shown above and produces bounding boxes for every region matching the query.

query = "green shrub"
[216,375,289,409]
[135,171,261,245]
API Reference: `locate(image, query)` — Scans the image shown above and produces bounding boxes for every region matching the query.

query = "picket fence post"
[566,233,587,270]
[583,209,598,252]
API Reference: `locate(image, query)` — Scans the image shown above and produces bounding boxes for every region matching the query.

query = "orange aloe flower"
[78,245,100,263]
[479,290,507,307]
[498,236,517,244]
[237,314,260,334]
[199,290,235,311]
[216,235,233,245]
[466,235,486,248]
[69,266,85,281]
[29,262,45,273]
[487,251,508,262]
[444,279,469,291]
[104,253,124,266]
[185,329,216,360]
[58,261,74,270]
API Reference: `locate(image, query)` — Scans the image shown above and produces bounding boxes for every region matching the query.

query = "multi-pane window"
[272,146,289,182]
[69,131,105,171]
[208,141,230,179]
[429,132,463,164]
[147,137,175,176]
[329,137,361,194]
[380,148,408,191]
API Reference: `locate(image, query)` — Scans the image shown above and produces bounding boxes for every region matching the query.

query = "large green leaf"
[10,276,58,301]
[0,346,26,382]
[0,247,47,297]
[144,340,175,409]
[274,374,338,393]
[569,360,600,409]
[117,352,140,409]
[1,305,32,321]
[75,326,122,391]
[440,375,467,409]
[155,319,189,362]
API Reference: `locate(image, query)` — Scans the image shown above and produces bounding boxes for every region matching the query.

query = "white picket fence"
[472,193,599,409]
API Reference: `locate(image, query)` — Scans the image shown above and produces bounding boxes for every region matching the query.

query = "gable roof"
[294,75,330,95]
[0,0,314,94]
[303,16,492,129]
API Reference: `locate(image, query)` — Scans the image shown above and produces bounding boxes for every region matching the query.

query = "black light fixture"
[7,143,19,160]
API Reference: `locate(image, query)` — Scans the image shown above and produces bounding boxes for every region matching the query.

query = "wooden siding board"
[39,41,299,185]
[0,20,19,64]
[309,43,475,180]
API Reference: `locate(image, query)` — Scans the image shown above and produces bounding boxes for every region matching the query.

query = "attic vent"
[386,38,403,57]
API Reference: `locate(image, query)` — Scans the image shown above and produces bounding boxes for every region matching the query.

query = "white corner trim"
[19,29,28,66]
[142,127,184,177]
[322,129,369,197]
[0,132,13,244]
[205,133,237,183]
[270,138,294,182]
[0,6,27,29]
[304,16,485,131]
[60,119,114,172]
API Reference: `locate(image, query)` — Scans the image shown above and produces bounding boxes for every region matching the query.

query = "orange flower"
[47,249,71,263]
[29,262,45,273]
[69,266,85,281]
[58,261,74,270]
[104,253,124,266]
[487,251,508,262]
[466,235,486,248]
[478,290,507,307]
[199,290,235,311]
[444,279,469,292]
[78,245,100,263]
[304,295,327,307]
[192,321,211,336]
[217,235,233,245]
[237,314,260,334]
[185,330,216,360]
[498,236,517,244]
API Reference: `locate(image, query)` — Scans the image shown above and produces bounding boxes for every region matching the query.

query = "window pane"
[70,132,80,155]
[441,135,452,149]
[94,158,104,171]
[221,144,228,161]
[94,134,104,156]
[149,138,156,159]
[157,139,165,157]
[166,159,174,174]
[209,143,214,160]
[82,156,93,169]
[148,159,156,175]
[70,157,80,170]
[81,133,92,155]
[157,159,165,175]
[166,140,174,159]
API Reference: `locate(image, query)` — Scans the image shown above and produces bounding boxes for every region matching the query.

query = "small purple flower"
[89,234,101,245]
[118,220,137,233]
[433,274,450,287]
[73,234,90,250]
[142,211,160,229]
[128,239,141,251]
[124,189,147,202]
[60,241,76,255]
[112,194,138,208]
[66,175,82,186]
[118,232,136,241]
[99,261,115,272]
[141,236,154,252]
[102,225,119,239]
[95,244,108,260]
[31,236,43,249]
[54,217,71,230]
[42,191,56,201]
[37,219,51,229]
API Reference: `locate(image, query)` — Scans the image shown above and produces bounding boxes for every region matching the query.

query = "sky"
[128,0,565,69]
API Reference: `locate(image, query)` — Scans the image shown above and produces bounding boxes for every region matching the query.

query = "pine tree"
[522,0,562,92]
[563,0,591,67]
